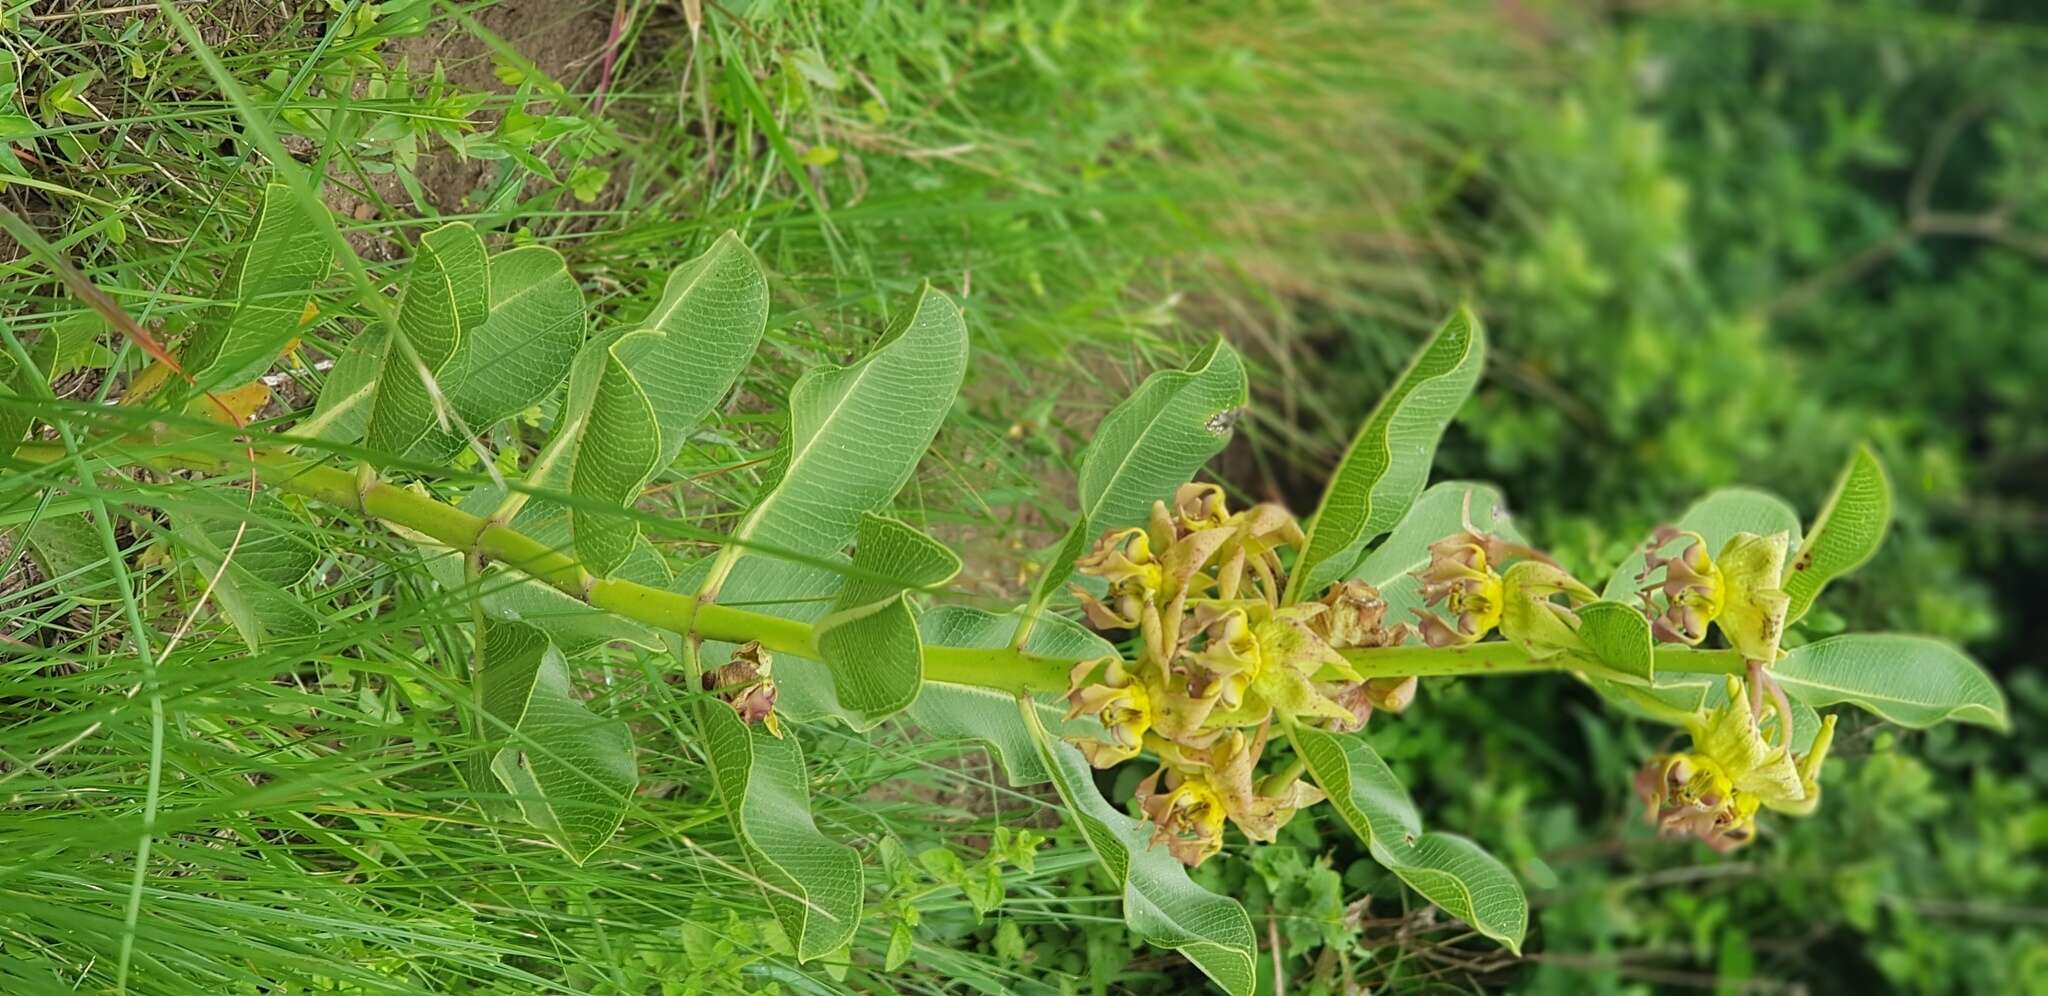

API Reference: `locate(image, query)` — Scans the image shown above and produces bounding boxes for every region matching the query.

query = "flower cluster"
[1063,485,1415,865]
[1634,675,1836,850]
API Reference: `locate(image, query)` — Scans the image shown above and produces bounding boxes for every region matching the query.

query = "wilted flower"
[1308,580,1411,650]
[1634,675,1835,850]
[1315,674,1423,732]
[1073,527,1163,629]
[1137,769,1229,866]
[1064,656,1153,767]
[703,641,781,736]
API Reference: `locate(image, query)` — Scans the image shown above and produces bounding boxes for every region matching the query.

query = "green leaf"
[1773,634,2008,731]
[1783,445,1891,624]
[1021,704,1257,995]
[697,283,968,723]
[696,698,863,962]
[0,321,64,461]
[414,245,586,460]
[477,621,637,863]
[180,182,333,393]
[721,282,967,566]
[1026,339,1246,619]
[1291,308,1486,600]
[565,232,769,573]
[1574,600,1655,684]
[1289,724,1527,953]
[298,326,386,443]
[1353,480,1524,623]
[163,494,320,652]
[812,513,960,728]
[1600,487,1802,601]
[910,606,1114,785]
[363,223,490,457]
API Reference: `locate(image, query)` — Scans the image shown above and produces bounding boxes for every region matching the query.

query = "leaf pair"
[474,620,636,864]
[338,224,586,463]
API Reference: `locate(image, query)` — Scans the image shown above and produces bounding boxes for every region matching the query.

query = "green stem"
[1339,642,1749,679]
[10,440,1747,697]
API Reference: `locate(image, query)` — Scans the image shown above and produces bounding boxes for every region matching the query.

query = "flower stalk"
[11,439,1759,697]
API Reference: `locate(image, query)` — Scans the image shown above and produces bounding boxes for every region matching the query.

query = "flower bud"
[703,641,781,736]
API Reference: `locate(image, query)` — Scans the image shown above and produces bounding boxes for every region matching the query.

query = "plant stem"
[11,439,1748,695]
[1339,642,1749,679]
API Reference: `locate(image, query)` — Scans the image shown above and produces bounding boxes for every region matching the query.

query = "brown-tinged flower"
[1637,529,1790,664]
[1633,675,1834,849]
[1412,528,1507,647]
[1308,580,1412,649]
[1072,527,1163,629]
[703,641,781,736]
[1064,656,1153,767]
[1637,527,1724,644]
[1137,768,1228,866]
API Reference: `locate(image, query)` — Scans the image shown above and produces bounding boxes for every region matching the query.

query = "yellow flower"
[1412,529,1506,647]
[1634,676,1836,849]
[1138,770,1228,867]
[1064,657,1153,767]
[1715,531,1791,663]
[1637,528,1790,663]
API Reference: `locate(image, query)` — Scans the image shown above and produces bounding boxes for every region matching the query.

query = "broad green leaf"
[696,698,862,962]
[1291,308,1486,600]
[1022,704,1257,995]
[568,330,666,573]
[1290,724,1528,953]
[163,494,321,652]
[1353,480,1524,624]
[1783,445,1890,624]
[364,223,489,457]
[1574,600,1655,684]
[1025,339,1246,621]
[1774,634,2008,731]
[16,512,120,603]
[1600,488,1802,601]
[719,282,967,564]
[414,245,586,461]
[812,513,960,728]
[910,606,1114,785]
[696,284,968,723]
[181,182,333,392]
[478,621,637,863]
[298,326,386,443]
[565,233,769,572]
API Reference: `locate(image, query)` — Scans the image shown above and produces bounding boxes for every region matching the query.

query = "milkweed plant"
[0,186,2009,993]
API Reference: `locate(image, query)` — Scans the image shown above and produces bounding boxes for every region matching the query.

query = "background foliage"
[1,0,2041,993]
